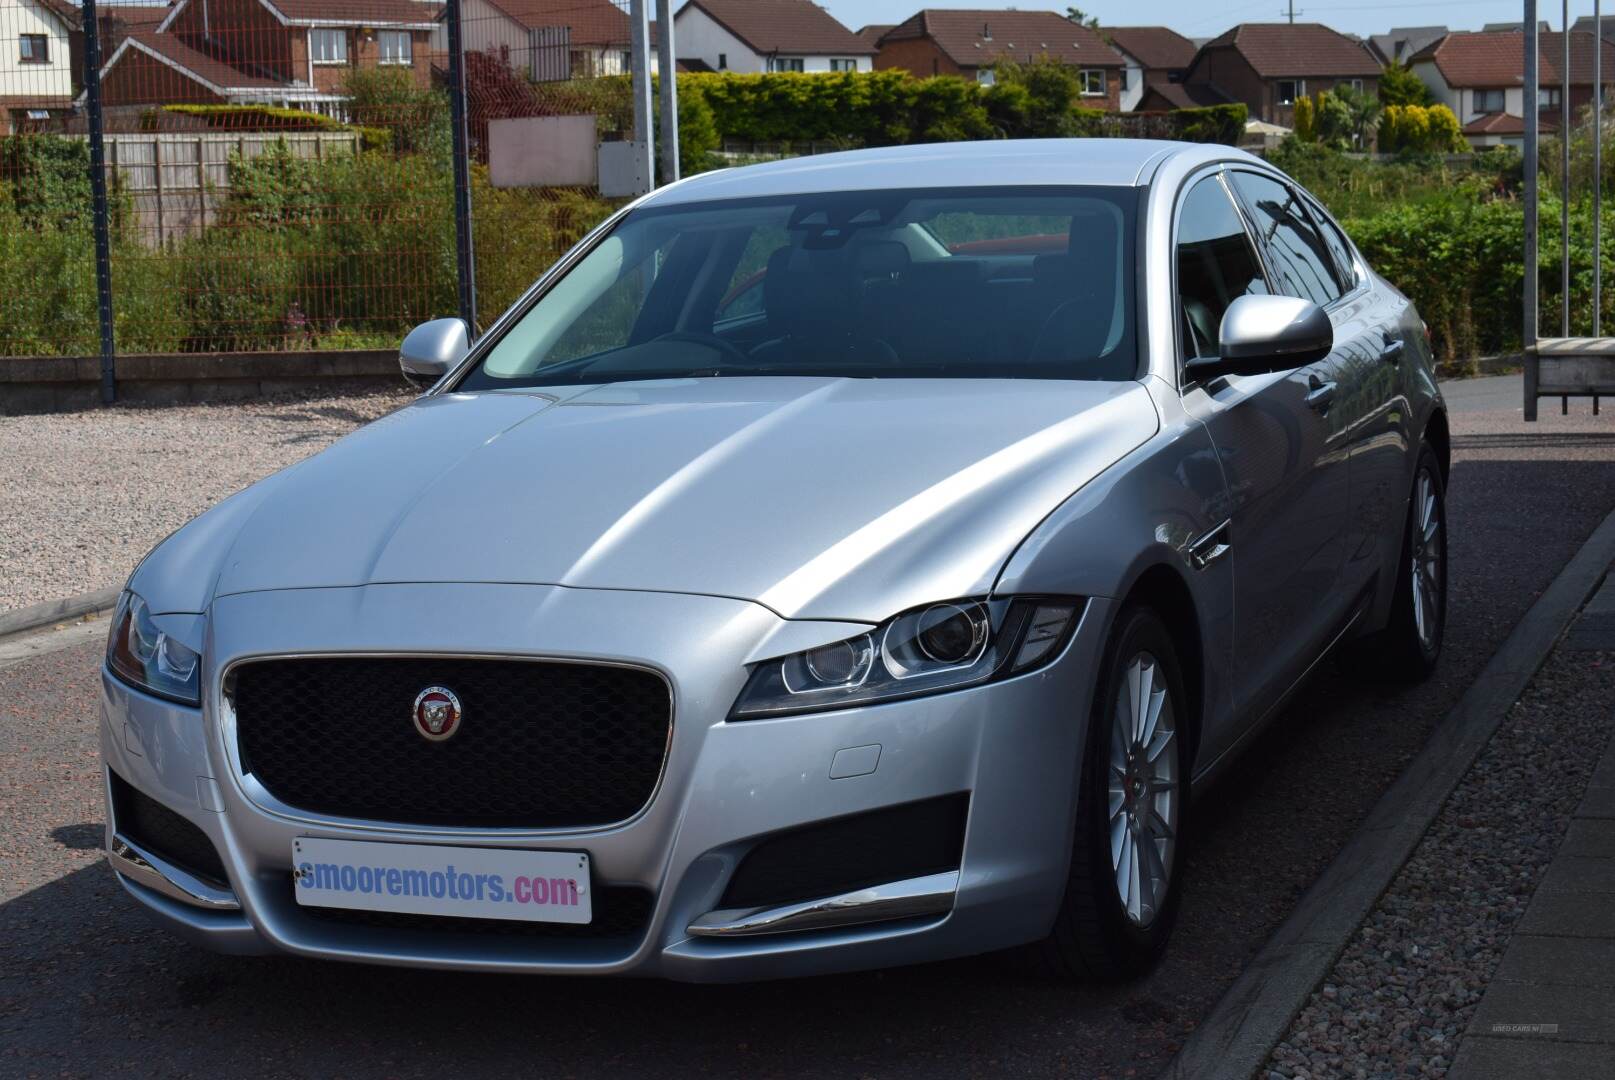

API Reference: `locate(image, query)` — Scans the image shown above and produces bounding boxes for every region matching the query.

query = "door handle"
[1380,338,1405,365]
[1305,377,1337,413]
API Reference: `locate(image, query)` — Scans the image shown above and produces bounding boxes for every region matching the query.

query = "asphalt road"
[2,375,1613,1080]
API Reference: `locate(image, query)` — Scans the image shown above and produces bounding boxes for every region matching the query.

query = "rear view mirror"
[399,318,470,389]
[1186,294,1333,380]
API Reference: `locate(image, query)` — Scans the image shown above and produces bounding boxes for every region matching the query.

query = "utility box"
[599,140,652,198]
[487,116,598,188]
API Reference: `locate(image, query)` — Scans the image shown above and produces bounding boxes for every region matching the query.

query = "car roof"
[642,139,1258,206]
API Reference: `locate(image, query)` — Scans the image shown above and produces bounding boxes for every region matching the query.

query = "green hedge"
[678,69,1247,147]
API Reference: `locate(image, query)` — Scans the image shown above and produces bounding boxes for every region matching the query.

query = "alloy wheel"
[1107,652,1179,928]
[1410,466,1444,652]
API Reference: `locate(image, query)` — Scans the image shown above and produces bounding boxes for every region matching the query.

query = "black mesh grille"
[296,881,654,941]
[110,771,230,888]
[232,657,671,828]
[721,794,969,909]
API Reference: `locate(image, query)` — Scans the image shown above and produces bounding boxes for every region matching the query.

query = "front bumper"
[101,583,1110,981]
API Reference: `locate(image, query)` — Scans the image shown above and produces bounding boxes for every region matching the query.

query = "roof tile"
[1103,26,1195,71]
[681,0,875,56]
[1200,22,1380,79]
[883,9,1123,69]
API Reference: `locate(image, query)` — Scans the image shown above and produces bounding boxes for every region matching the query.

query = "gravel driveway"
[0,387,411,613]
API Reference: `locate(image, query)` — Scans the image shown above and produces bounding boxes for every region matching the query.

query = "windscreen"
[457,186,1138,391]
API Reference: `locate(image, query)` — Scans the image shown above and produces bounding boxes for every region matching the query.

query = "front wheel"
[1034,604,1188,981]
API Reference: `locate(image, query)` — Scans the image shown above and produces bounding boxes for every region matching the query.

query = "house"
[66,3,171,95]
[1366,25,1446,67]
[875,9,1124,109]
[1178,22,1380,126]
[1408,29,1615,148]
[452,0,654,81]
[93,0,436,114]
[1102,26,1196,111]
[673,0,875,73]
[1,0,77,131]
[857,24,894,50]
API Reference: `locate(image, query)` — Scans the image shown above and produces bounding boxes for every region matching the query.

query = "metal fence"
[0,0,674,398]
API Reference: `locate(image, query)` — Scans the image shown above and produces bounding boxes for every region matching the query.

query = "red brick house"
[1408,30,1615,148]
[97,0,437,113]
[1175,23,1380,126]
[876,8,1124,110]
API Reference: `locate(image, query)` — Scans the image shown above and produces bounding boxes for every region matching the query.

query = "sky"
[820,1,1600,40]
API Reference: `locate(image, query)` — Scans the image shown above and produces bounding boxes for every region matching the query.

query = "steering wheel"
[649,332,752,367]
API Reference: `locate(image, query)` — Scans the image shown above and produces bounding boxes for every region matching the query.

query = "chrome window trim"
[1222,166,1356,311]
[215,652,676,839]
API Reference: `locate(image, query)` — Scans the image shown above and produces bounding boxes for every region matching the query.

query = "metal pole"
[656,0,679,185]
[1563,0,1571,336]
[82,0,116,404]
[630,0,655,194]
[1597,0,1604,337]
[1527,7,1540,350]
[445,0,478,334]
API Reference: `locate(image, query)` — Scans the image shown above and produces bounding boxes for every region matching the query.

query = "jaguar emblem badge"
[412,686,463,742]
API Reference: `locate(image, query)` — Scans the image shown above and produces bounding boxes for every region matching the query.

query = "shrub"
[909,76,995,142]
[341,68,449,155]
[1293,95,1316,142]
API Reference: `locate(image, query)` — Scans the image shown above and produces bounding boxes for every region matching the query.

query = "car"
[100,139,1448,982]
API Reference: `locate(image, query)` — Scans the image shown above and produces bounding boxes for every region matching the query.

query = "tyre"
[1351,441,1447,681]
[1034,604,1189,981]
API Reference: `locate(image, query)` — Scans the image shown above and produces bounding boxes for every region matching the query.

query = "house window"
[1474,88,1505,113]
[977,67,996,87]
[378,31,412,66]
[310,29,348,65]
[19,34,49,64]
[620,50,631,71]
[830,58,857,72]
[1349,79,1363,92]
[1079,69,1105,96]
[718,52,727,69]
[1540,86,1562,110]
[768,57,805,72]
[1276,79,1304,105]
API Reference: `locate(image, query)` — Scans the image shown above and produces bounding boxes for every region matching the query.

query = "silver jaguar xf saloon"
[101,139,1448,982]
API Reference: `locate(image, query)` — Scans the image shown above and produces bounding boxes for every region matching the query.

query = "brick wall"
[876,37,961,77]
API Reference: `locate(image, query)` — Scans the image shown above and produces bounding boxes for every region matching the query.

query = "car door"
[1174,170,1351,751]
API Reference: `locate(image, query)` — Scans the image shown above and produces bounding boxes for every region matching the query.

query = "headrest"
[856,241,911,277]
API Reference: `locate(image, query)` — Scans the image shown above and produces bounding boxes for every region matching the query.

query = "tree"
[1331,83,1383,149]
[1315,91,1354,150]
[1065,7,1100,29]
[1378,62,1434,107]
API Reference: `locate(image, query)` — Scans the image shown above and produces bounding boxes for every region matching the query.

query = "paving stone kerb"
[0,350,402,415]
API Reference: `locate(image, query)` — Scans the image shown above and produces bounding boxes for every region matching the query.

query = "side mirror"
[399,318,470,389]
[1185,294,1333,381]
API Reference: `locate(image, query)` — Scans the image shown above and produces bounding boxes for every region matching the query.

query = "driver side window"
[1175,174,1269,362]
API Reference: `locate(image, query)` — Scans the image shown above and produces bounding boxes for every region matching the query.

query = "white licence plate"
[292,837,592,924]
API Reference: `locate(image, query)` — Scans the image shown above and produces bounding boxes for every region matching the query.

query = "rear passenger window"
[1228,171,1344,307]
[1307,198,1358,293]
[1175,174,1270,360]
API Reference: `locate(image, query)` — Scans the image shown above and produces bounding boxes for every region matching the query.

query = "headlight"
[106,591,202,706]
[732,597,1082,720]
